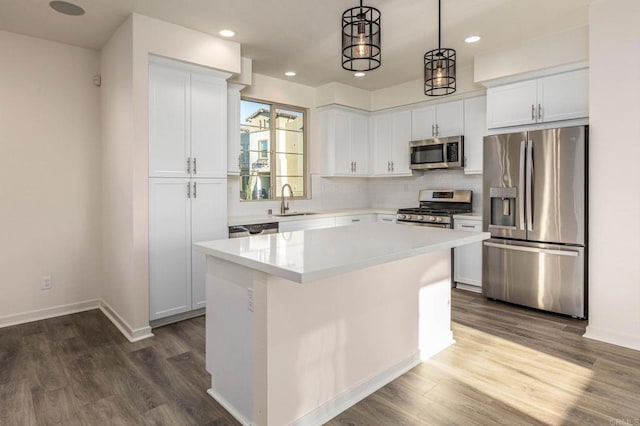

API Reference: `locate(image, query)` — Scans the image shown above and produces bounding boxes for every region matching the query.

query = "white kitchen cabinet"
[279,217,336,232]
[335,214,376,227]
[411,100,464,140]
[453,218,482,293]
[149,178,227,320]
[371,109,412,176]
[487,68,589,129]
[319,106,369,176]
[463,96,487,174]
[149,61,228,178]
[226,84,243,175]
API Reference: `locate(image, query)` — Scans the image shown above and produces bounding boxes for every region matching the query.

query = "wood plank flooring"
[1,291,639,425]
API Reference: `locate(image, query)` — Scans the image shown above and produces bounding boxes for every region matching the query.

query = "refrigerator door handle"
[484,242,580,257]
[526,140,534,232]
[519,141,526,231]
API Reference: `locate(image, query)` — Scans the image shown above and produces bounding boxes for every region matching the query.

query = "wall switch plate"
[247,288,254,312]
[42,275,52,290]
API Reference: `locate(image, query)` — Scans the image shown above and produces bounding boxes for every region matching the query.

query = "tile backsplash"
[227,171,483,217]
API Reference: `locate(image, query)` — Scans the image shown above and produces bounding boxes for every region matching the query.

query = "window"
[239,99,307,201]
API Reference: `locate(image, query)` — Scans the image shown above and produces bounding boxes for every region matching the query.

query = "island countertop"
[194,222,490,283]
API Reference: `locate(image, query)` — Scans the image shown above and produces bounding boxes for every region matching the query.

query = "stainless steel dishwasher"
[228,222,279,238]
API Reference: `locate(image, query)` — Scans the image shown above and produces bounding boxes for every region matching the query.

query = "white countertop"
[194,222,490,283]
[228,208,396,226]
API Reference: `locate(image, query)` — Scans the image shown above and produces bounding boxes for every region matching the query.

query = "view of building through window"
[240,99,306,201]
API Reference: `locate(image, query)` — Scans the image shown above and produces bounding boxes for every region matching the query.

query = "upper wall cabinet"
[149,63,228,178]
[463,96,486,175]
[371,109,412,176]
[486,68,589,129]
[411,100,464,140]
[319,106,369,176]
[226,84,243,175]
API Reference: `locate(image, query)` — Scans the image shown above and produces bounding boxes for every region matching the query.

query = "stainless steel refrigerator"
[482,126,587,318]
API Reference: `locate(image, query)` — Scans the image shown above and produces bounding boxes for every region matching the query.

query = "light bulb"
[434,60,445,87]
[355,19,369,57]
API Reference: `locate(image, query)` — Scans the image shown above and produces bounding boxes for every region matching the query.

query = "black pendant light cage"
[424,0,456,96]
[342,1,381,72]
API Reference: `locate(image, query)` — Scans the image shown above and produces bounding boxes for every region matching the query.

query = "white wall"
[584,0,640,350]
[0,31,101,324]
[474,26,589,83]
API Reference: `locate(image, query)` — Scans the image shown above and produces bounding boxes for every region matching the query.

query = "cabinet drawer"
[335,214,376,227]
[454,220,482,231]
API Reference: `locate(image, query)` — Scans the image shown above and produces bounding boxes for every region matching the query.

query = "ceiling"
[0,0,590,91]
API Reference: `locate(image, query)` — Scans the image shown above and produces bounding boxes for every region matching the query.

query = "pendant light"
[424,0,456,96]
[342,0,381,72]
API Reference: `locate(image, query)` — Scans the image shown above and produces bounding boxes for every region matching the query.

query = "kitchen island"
[194,222,489,426]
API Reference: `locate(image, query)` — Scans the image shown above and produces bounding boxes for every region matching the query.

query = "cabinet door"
[190,73,227,178]
[149,178,192,320]
[538,69,589,123]
[390,110,412,174]
[487,80,538,129]
[226,85,242,175]
[372,113,393,175]
[149,65,190,178]
[411,105,436,140]
[350,112,369,175]
[191,179,228,310]
[333,110,354,175]
[279,217,336,232]
[454,220,483,289]
[463,96,486,174]
[435,100,464,138]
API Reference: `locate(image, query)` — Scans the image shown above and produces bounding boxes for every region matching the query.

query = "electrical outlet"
[42,275,52,290]
[247,288,254,312]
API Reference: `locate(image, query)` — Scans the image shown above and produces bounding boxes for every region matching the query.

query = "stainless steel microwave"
[409,135,464,170]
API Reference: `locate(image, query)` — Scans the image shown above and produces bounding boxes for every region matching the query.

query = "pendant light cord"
[438,0,442,49]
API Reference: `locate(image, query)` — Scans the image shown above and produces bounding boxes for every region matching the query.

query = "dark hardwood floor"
[2,290,639,425]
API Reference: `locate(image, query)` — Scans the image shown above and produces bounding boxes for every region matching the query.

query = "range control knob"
[397,214,405,220]
[429,216,436,222]
[416,215,424,221]
[436,217,443,222]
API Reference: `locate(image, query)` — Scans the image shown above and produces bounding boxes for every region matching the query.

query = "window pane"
[240,173,271,200]
[275,130,304,154]
[241,101,271,131]
[275,153,304,178]
[275,177,305,197]
[275,108,303,131]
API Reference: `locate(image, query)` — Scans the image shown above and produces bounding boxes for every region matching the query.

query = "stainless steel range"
[396,189,472,228]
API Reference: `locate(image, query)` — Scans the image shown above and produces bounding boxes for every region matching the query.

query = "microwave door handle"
[526,140,534,232]
[442,142,448,167]
[519,141,526,231]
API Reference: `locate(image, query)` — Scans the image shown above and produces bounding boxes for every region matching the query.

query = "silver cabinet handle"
[193,181,197,198]
[461,225,476,229]
[187,182,191,198]
[237,154,241,169]
[484,241,579,257]
[350,161,354,172]
[435,124,439,137]
[352,219,361,222]
[538,104,542,121]
[391,161,394,172]
[531,105,535,121]
[519,141,526,231]
[193,157,197,174]
[387,161,390,172]
[187,157,191,174]
[431,124,435,137]
[526,140,534,232]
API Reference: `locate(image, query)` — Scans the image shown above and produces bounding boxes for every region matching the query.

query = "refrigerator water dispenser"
[489,187,517,228]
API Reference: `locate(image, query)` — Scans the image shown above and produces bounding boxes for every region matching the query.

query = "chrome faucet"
[280,183,293,214]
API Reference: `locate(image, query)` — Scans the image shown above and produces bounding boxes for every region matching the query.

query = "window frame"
[239,97,310,201]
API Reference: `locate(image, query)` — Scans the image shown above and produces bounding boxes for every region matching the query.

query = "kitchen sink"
[272,212,318,217]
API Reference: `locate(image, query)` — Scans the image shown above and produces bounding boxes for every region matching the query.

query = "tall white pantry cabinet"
[148,58,229,322]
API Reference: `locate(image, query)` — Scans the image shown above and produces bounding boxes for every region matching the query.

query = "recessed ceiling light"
[354,72,366,77]
[49,1,85,16]
[284,71,296,77]
[464,35,481,44]
[219,29,235,38]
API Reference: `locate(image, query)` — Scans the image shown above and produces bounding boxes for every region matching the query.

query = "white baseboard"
[584,325,640,352]
[0,299,101,328]
[99,300,154,342]
[207,388,253,426]
[292,352,422,426]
